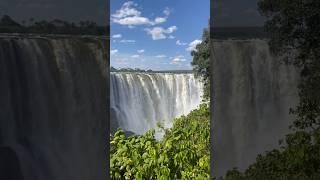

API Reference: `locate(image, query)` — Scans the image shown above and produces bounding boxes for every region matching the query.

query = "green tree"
[258,0,320,131]
[110,66,118,72]
[191,28,210,101]
[0,15,21,27]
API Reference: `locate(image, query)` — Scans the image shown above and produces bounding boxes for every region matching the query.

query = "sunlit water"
[110,73,203,138]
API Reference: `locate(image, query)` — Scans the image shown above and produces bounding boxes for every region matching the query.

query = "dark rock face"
[0,36,108,180]
[212,39,299,177]
[0,147,24,180]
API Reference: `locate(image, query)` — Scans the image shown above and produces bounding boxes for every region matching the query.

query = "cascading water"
[0,35,108,180]
[212,39,299,177]
[110,73,203,136]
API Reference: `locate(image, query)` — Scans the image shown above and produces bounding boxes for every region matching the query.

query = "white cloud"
[120,39,136,43]
[137,49,145,53]
[155,55,166,58]
[113,16,151,26]
[163,7,171,16]
[145,26,177,40]
[186,39,202,52]
[112,34,122,38]
[168,35,175,39]
[172,55,186,62]
[154,17,166,24]
[112,1,140,19]
[131,54,140,58]
[176,40,187,46]
[110,49,118,55]
[111,1,168,27]
[166,26,177,33]
[170,55,186,64]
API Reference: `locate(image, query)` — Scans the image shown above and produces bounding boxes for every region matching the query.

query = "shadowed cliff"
[0,35,108,180]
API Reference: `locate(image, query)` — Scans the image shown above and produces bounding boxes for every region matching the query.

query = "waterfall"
[0,35,108,180]
[110,73,203,136]
[212,39,299,177]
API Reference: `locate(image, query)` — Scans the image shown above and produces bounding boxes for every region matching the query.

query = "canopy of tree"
[191,28,210,100]
[110,67,151,73]
[110,104,210,179]
[0,15,107,35]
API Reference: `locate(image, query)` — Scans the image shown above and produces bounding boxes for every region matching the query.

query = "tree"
[0,15,21,27]
[191,28,210,101]
[258,0,320,131]
[110,66,118,72]
[29,18,35,25]
[0,15,107,35]
[110,104,210,179]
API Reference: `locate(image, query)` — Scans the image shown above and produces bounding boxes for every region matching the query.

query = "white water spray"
[110,73,203,136]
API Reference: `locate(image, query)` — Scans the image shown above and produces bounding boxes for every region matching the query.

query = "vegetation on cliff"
[0,15,107,35]
[191,28,210,101]
[110,104,210,179]
[110,67,153,73]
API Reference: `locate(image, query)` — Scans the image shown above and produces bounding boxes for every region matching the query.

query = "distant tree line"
[0,15,107,35]
[111,66,152,73]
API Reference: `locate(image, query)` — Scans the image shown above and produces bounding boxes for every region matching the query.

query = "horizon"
[110,67,194,72]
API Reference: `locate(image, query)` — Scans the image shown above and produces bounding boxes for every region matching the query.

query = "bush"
[110,104,210,179]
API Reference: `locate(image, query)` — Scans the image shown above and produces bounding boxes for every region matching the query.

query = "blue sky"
[110,0,209,70]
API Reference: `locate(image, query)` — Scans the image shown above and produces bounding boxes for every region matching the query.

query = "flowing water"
[110,73,203,137]
[0,35,108,180]
[212,39,299,177]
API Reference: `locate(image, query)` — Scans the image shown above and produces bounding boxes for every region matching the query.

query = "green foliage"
[110,104,210,179]
[110,67,149,73]
[224,129,320,180]
[257,0,320,131]
[191,28,210,101]
[0,15,107,35]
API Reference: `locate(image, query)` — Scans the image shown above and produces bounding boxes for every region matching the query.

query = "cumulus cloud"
[186,39,202,51]
[145,26,177,40]
[120,39,136,43]
[137,49,145,53]
[112,1,169,27]
[168,35,175,39]
[154,17,166,24]
[170,55,186,64]
[110,49,118,55]
[176,40,187,46]
[155,55,166,58]
[112,1,140,18]
[166,26,177,33]
[163,7,171,16]
[112,34,122,38]
[131,54,140,58]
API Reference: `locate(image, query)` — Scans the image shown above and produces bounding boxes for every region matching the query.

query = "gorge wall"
[212,39,299,177]
[0,35,108,180]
